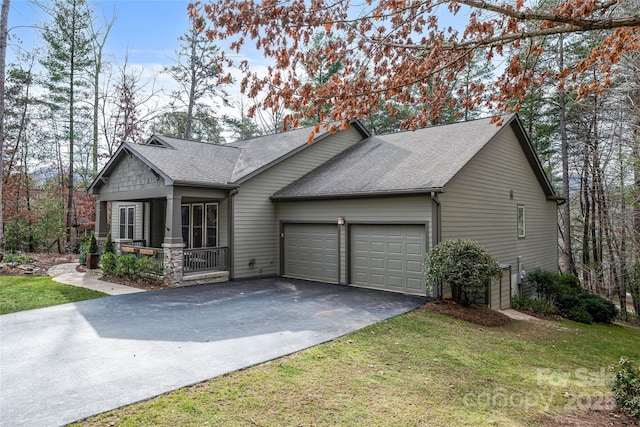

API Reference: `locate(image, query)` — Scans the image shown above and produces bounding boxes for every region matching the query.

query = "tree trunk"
[618,139,628,318]
[581,138,592,290]
[66,0,77,252]
[631,120,640,314]
[0,0,10,256]
[558,34,577,276]
[185,39,198,140]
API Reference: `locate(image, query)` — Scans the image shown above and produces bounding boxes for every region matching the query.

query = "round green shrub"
[115,254,140,280]
[425,239,502,306]
[557,273,583,296]
[99,252,117,275]
[138,256,162,278]
[578,293,618,323]
[527,269,582,304]
[527,268,559,303]
[564,306,593,324]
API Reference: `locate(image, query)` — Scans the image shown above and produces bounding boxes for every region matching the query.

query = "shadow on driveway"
[0,277,427,427]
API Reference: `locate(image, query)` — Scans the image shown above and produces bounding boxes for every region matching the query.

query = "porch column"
[162,194,184,286]
[164,194,183,245]
[95,200,109,239]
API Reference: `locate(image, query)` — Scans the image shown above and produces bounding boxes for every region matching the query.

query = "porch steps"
[177,270,230,287]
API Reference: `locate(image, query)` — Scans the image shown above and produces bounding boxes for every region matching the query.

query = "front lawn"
[73,308,640,426]
[0,276,107,314]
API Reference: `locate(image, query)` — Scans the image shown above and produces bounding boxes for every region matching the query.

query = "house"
[88,114,561,308]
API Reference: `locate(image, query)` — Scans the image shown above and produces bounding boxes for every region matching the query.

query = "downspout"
[431,191,441,246]
[228,188,238,280]
[431,191,442,299]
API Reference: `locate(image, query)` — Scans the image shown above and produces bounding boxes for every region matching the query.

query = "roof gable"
[272,114,557,200]
[228,120,369,183]
[89,121,370,193]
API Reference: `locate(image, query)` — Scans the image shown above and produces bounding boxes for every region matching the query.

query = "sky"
[8,1,195,67]
[6,0,272,129]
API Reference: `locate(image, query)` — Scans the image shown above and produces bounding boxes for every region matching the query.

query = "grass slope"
[0,276,107,314]
[74,308,640,426]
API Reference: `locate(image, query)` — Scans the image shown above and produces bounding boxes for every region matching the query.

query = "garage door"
[283,223,339,283]
[350,224,426,295]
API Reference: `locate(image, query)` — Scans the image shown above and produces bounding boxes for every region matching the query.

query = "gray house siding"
[101,154,165,194]
[275,196,432,285]
[439,124,558,296]
[232,126,365,279]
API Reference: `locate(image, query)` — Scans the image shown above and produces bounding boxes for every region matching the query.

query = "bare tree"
[88,8,115,175]
[101,52,163,153]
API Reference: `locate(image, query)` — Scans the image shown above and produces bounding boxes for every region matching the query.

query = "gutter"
[548,195,567,205]
[270,188,445,202]
[431,191,443,300]
[173,180,240,190]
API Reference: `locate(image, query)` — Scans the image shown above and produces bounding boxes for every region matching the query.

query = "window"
[206,204,218,247]
[181,203,218,248]
[119,206,135,239]
[517,205,525,238]
[181,205,190,247]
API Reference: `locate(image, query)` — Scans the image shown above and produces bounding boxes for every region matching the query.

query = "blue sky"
[8,0,193,66]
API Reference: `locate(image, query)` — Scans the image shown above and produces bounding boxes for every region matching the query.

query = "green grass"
[0,276,107,314]
[73,309,640,427]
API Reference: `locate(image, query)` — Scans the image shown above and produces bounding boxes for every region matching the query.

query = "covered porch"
[94,185,233,286]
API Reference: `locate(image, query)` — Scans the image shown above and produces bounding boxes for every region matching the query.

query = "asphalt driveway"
[0,277,427,427]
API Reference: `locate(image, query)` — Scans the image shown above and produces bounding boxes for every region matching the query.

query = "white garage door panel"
[284,224,339,283]
[350,224,426,295]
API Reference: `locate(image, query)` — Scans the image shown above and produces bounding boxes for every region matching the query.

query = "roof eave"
[270,188,443,202]
[87,143,129,194]
[508,114,557,199]
[87,143,174,195]
[172,180,240,189]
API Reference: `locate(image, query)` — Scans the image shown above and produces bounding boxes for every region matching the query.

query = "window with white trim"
[517,205,525,238]
[119,206,135,239]
[181,203,218,248]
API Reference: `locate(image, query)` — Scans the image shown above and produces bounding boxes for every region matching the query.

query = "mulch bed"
[421,299,513,326]
[76,263,167,290]
[99,274,167,291]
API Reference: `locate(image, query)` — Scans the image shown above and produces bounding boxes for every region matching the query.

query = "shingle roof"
[271,115,521,199]
[227,127,329,183]
[89,114,555,200]
[89,126,334,192]
[125,135,242,187]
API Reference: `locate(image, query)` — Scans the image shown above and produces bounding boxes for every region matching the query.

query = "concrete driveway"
[0,278,427,427]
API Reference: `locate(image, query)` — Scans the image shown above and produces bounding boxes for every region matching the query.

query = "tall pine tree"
[40,0,94,250]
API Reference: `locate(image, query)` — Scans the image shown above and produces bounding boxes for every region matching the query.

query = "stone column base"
[162,244,185,287]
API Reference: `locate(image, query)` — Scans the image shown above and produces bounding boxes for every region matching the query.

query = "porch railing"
[183,247,228,274]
